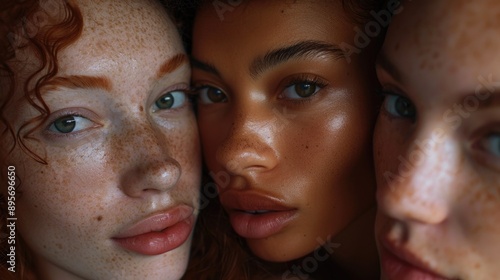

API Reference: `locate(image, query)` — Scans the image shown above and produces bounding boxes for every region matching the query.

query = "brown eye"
[282,81,322,99]
[295,83,317,97]
[198,86,227,104]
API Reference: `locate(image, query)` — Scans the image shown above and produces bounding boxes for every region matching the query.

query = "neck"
[329,206,379,279]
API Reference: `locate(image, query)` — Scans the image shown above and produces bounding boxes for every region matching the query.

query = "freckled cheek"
[169,117,202,199]
[373,122,405,180]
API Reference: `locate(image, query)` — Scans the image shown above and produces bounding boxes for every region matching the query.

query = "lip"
[379,237,453,280]
[220,191,298,239]
[112,205,195,255]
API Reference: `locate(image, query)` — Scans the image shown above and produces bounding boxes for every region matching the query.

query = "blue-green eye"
[197,86,227,104]
[282,81,322,99]
[483,133,500,157]
[48,115,94,134]
[154,90,187,111]
[382,93,416,119]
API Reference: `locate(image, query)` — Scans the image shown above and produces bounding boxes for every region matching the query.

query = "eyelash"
[378,88,418,122]
[192,74,328,106]
[278,74,328,103]
[471,126,500,170]
[42,109,99,140]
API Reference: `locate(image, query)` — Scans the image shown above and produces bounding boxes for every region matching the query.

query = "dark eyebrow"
[191,57,221,78]
[249,40,345,79]
[376,51,403,82]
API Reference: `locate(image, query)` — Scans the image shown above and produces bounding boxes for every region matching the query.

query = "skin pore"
[375,1,500,279]
[192,0,380,278]
[1,0,200,279]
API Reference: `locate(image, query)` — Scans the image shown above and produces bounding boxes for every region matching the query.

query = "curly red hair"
[0,0,83,278]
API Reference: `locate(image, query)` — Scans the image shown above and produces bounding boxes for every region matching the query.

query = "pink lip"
[220,191,297,239]
[113,205,195,255]
[379,237,454,280]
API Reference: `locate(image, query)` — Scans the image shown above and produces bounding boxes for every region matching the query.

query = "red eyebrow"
[43,75,112,91]
[156,53,187,79]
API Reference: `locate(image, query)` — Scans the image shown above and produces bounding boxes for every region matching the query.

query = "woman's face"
[192,1,378,261]
[375,1,500,279]
[2,0,200,279]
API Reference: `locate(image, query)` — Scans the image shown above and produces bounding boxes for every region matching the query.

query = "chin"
[247,236,313,262]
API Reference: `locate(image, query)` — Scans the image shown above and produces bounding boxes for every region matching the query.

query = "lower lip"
[229,210,297,239]
[113,214,194,255]
[380,246,450,280]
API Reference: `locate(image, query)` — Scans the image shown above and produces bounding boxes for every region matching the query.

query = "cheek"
[461,178,500,238]
[170,116,202,198]
[12,155,114,262]
[373,119,404,183]
[198,114,224,167]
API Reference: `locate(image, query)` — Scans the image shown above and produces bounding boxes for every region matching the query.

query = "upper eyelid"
[284,77,328,88]
[44,109,98,127]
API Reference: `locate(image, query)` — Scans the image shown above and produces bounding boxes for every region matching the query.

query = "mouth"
[112,205,195,255]
[379,237,455,280]
[242,210,273,214]
[220,191,298,239]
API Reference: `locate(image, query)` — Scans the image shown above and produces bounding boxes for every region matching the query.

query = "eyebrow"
[376,51,403,82]
[42,54,188,93]
[156,53,188,78]
[249,40,346,78]
[43,75,112,92]
[377,52,500,109]
[190,57,221,78]
[190,40,346,80]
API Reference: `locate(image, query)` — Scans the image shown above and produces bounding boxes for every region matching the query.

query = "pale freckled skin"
[1,0,200,279]
[375,1,500,279]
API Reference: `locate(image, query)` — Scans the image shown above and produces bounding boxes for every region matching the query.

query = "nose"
[377,133,458,225]
[215,105,279,177]
[119,122,181,198]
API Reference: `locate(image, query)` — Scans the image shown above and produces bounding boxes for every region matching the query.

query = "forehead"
[194,0,348,49]
[385,0,500,73]
[59,0,182,75]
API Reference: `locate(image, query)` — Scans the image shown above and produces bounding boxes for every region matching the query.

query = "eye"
[481,133,500,158]
[153,90,187,111]
[197,86,227,104]
[48,115,94,134]
[281,80,323,99]
[382,93,416,119]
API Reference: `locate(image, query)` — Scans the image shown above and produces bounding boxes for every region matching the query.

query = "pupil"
[156,93,174,109]
[208,88,226,102]
[55,116,76,133]
[295,83,316,97]
[395,97,415,117]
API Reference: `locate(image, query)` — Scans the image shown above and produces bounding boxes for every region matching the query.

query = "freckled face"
[192,1,378,261]
[375,1,500,279]
[2,0,200,279]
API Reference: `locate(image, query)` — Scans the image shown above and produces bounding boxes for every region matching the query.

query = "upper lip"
[220,191,296,213]
[113,204,194,239]
[380,235,452,279]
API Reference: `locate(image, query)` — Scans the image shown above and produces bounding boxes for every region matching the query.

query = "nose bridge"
[382,128,458,224]
[216,98,279,175]
[119,117,181,197]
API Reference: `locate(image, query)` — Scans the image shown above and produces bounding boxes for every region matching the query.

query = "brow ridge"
[249,40,346,79]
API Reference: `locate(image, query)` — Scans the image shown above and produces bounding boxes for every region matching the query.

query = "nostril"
[216,142,278,175]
